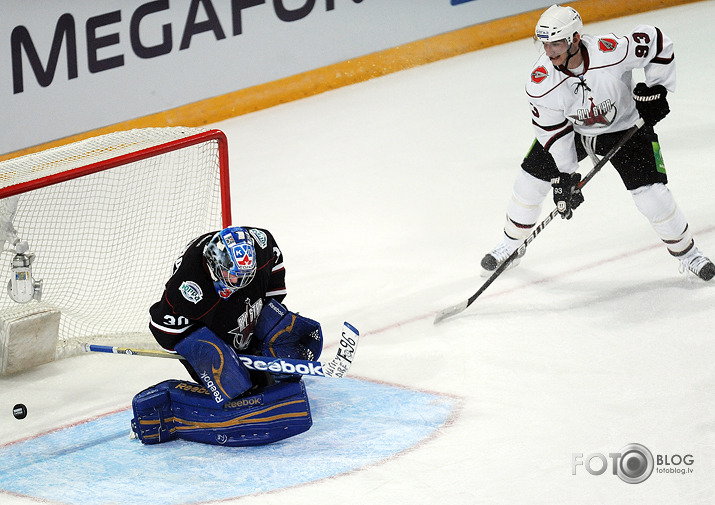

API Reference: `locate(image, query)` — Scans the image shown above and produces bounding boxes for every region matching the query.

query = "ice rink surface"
[1,2,714,504]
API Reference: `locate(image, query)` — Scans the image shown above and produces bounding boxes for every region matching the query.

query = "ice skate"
[480,239,524,277]
[678,247,715,281]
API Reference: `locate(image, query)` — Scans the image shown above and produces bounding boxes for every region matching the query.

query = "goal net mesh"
[0,127,229,358]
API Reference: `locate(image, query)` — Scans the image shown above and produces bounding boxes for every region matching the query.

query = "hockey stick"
[82,321,360,379]
[434,118,645,324]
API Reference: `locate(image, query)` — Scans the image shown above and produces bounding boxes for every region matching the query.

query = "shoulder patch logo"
[531,66,548,84]
[598,38,617,52]
[179,281,203,304]
[249,229,268,249]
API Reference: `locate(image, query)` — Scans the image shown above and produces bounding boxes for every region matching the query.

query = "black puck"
[13,403,27,420]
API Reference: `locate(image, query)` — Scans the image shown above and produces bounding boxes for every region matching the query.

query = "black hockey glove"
[633,83,669,127]
[551,172,584,220]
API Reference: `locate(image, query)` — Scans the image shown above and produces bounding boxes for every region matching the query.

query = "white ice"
[1,2,714,504]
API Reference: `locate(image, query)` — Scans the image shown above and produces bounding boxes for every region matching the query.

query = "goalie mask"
[203,227,257,297]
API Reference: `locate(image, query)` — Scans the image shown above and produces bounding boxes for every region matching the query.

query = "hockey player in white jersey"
[481,4,714,281]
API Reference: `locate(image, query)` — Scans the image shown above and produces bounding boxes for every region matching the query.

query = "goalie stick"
[434,118,645,324]
[82,321,360,379]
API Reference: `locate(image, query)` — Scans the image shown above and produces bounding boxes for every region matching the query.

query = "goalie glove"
[253,299,323,379]
[633,83,669,127]
[551,172,584,220]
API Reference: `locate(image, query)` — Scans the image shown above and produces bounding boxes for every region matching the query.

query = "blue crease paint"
[0,378,457,505]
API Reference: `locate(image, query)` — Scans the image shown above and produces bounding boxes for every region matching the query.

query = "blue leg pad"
[170,379,312,446]
[174,327,252,405]
[131,380,178,444]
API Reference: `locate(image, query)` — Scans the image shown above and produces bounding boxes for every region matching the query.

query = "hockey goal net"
[0,127,230,368]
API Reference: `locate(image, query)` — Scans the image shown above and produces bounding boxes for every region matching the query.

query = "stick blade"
[433,300,468,324]
[322,322,360,378]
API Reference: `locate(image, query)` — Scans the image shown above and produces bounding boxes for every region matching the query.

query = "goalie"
[132,226,323,447]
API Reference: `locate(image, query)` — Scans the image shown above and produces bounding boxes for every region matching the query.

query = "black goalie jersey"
[149,228,287,355]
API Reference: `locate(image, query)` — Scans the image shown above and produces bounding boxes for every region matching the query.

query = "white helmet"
[535,5,582,45]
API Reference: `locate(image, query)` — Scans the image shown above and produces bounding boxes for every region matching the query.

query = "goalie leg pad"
[131,380,177,444]
[132,379,312,447]
[174,327,252,405]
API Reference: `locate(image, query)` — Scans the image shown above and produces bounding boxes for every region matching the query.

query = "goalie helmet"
[203,227,256,296]
[535,5,582,45]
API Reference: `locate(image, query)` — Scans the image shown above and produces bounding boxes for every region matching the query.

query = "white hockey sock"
[503,169,551,241]
[631,183,693,255]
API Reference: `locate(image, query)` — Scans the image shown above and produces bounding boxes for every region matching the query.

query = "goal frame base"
[0,308,60,375]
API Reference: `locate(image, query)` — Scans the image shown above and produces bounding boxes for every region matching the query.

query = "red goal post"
[0,127,231,372]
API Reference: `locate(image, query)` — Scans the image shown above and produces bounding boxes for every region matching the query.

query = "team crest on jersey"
[249,229,268,249]
[570,97,617,127]
[228,298,263,350]
[531,66,548,84]
[598,38,617,52]
[179,281,203,304]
